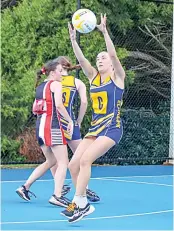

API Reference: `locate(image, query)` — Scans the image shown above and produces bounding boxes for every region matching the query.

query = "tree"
[1,0,22,10]
[1,0,129,160]
[2,0,172,163]
[96,0,172,105]
[127,23,171,99]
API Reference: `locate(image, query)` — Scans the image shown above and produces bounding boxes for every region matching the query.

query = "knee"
[46,157,57,168]
[59,158,69,169]
[68,160,79,173]
[80,155,91,168]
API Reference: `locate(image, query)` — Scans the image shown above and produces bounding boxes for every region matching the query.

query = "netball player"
[49,56,100,206]
[61,14,125,222]
[16,58,73,208]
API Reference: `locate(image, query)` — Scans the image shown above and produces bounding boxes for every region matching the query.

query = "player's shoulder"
[75,78,86,90]
[50,81,61,92]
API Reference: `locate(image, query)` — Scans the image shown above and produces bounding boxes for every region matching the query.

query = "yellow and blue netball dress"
[85,73,123,143]
[33,80,66,146]
[60,76,81,141]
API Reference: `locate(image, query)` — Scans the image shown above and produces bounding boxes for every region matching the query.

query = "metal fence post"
[75,0,81,118]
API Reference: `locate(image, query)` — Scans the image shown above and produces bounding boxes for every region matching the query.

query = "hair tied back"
[41,67,46,75]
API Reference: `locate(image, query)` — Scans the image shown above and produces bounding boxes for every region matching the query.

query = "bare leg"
[68,139,82,153]
[50,139,81,178]
[24,145,56,190]
[75,137,115,202]
[50,163,58,178]
[68,138,95,187]
[51,145,69,197]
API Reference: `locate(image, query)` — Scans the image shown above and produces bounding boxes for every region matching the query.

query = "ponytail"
[56,56,81,72]
[35,62,57,88]
[35,69,43,88]
[66,64,81,71]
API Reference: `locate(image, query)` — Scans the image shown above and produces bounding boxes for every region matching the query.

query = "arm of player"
[68,23,97,79]
[32,99,37,115]
[75,79,88,127]
[97,14,125,81]
[50,81,72,122]
[50,81,74,134]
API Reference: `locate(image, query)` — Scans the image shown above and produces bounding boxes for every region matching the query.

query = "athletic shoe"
[49,194,71,208]
[16,185,36,201]
[86,189,100,202]
[61,202,95,219]
[68,203,95,223]
[61,184,71,196]
[60,202,77,218]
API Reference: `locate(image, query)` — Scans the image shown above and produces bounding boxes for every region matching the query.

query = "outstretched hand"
[96,13,107,34]
[68,22,76,41]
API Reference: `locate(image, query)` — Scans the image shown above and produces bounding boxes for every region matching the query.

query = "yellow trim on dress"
[63,130,71,140]
[91,73,101,87]
[60,118,69,125]
[85,120,111,136]
[61,76,75,87]
[91,73,111,87]
[91,113,114,126]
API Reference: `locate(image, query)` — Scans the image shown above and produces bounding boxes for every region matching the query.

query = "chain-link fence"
[1,0,173,165]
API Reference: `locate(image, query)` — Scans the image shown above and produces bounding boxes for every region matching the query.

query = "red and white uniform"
[33,80,66,146]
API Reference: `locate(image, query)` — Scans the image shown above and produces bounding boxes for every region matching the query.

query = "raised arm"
[75,78,88,127]
[97,14,125,81]
[68,23,97,79]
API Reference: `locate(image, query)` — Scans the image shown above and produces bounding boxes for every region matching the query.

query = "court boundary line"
[96,178,172,187]
[1,174,173,183]
[1,209,173,225]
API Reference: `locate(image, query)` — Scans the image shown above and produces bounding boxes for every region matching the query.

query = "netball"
[72,9,97,33]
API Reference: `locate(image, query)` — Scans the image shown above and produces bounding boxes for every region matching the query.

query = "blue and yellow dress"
[60,75,81,141]
[85,73,123,143]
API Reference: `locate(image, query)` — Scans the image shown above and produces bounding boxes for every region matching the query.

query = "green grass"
[1,164,39,169]
[1,163,118,169]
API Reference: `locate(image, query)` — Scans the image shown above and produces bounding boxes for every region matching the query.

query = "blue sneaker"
[16,185,36,201]
[86,189,100,202]
[61,202,95,219]
[60,202,77,218]
[61,184,71,196]
[68,203,95,223]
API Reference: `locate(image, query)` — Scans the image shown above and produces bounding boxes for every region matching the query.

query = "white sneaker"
[49,194,71,208]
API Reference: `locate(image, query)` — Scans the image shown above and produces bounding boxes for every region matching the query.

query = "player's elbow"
[56,103,64,110]
[81,100,88,107]
[120,71,126,79]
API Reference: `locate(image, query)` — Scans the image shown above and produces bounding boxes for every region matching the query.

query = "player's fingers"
[104,13,107,24]
[68,22,72,32]
[100,13,103,23]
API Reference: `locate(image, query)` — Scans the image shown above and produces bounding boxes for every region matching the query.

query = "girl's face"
[51,64,62,82]
[96,52,112,73]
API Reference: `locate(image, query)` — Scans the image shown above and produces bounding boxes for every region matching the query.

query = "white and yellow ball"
[72,9,97,34]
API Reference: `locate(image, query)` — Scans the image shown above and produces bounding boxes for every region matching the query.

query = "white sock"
[73,195,88,208]
[86,185,88,189]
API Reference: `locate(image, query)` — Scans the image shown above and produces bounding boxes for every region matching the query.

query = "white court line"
[1,174,173,183]
[96,178,173,187]
[105,175,174,178]
[1,209,173,225]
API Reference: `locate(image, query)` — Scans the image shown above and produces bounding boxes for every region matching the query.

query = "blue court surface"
[1,165,173,230]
